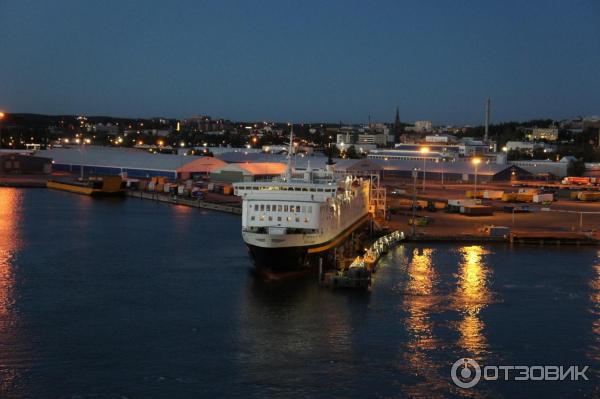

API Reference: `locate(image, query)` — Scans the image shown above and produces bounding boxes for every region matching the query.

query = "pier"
[320,230,405,289]
[127,190,242,215]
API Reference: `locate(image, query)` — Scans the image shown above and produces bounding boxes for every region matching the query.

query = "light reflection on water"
[454,245,492,357]
[0,189,24,397]
[590,251,600,362]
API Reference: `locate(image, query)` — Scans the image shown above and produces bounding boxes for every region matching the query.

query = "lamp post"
[411,168,418,237]
[420,146,429,191]
[0,112,4,148]
[472,157,481,200]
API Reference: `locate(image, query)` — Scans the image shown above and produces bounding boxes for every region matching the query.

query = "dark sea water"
[1,188,599,398]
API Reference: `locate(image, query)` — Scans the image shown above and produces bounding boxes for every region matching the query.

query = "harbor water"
[0,188,599,398]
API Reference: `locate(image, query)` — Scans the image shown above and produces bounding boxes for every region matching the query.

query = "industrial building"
[1,152,52,174]
[374,159,531,183]
[38,146,227,179]
[210,162,287,183]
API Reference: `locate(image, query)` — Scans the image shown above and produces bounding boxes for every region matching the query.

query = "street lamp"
[420,146,429,191]
[411,167,419,237]
[472,158,481,200]
[0,112,4,148]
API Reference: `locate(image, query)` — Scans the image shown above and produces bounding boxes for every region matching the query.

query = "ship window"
[302,188,308,192]
[268,216,273,221]
[284,205,288,212]
[307,206,312,214]
[254,204,258,211]
[304,218,308,223]
[277,205,282,212]
[290,205,295,212]
[287,216,291,221]
[251,216,255,221]
[277,216,281,221]
[296,206,301,212]
[295,217,300,223]
[317,188,323,192]
[272,204,277,211]
[260,204,264,211]
[266,205,271,211]
[294,187,300,191]
[259,215,265,221]
[301,206,306,213]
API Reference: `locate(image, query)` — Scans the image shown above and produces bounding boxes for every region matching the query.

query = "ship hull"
[246,214,370,272]
[247,245,311,272]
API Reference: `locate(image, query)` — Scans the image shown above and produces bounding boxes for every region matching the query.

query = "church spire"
[393,105,402,143]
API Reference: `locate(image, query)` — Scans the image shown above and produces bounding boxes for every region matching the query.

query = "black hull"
[247,245,314,272]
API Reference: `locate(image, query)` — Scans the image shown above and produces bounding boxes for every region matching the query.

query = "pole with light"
[420,146,429,191]
[411,167,418,237]
[0,112,4,148]
[472,157,481,200]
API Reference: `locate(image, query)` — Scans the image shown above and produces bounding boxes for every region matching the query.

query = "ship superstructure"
[233,166,371,270]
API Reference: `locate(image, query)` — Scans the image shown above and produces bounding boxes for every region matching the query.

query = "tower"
[484,97,491,143]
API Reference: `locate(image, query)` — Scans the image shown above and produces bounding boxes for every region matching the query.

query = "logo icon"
[451,358,481,388]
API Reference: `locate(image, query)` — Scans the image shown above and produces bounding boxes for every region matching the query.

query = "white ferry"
[233,133,373,271]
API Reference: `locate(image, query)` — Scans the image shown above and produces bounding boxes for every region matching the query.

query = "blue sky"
[0,0,598,124]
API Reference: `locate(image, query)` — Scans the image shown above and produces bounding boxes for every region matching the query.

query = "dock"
[320,230,405,289]
[127,190,242,215]
[510,231,598,245]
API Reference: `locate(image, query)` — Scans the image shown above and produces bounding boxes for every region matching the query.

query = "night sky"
[0,0,599,124]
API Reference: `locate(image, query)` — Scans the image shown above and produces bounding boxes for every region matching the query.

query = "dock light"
[0,112,4,119]
[180,142,185,147]
[420,147,429,191]
[502,146,508,152]
[75,138,81,144]
[84,138,91,144]
[157,140,164,146]
[472,158,481,198]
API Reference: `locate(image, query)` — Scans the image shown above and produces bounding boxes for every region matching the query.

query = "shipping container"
[483,190,504,200]
[516,193,533,202]
[578,192,600,202]
[501,193,518,202]
[461,205,493,216]
[533,193,553,203]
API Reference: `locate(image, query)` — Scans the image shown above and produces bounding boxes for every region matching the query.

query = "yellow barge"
[47,176,125,196]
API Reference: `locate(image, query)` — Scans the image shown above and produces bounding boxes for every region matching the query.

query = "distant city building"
[414,120,433,132]
[527,127,559,141]
[425,134,456,143]
[505,141,557,153]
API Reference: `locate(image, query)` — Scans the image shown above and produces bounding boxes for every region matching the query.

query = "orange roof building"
[176,156,228,178]
[210,162,287,183]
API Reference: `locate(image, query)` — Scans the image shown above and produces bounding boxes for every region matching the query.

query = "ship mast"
[286,124,293,181]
